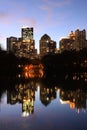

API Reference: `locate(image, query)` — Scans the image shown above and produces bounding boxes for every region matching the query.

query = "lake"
[0,76,87,130]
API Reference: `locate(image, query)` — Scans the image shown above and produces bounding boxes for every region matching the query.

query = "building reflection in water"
[60,88,87,113]
[7,86,87,116]
[40,86,57,106]
[5,71,87,117]
[7,81,37,117]
[65,72,87,82]
[72,72,87,82]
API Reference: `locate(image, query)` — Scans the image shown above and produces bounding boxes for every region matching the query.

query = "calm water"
[0,78,87,130]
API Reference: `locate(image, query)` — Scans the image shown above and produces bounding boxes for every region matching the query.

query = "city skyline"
[0,0,87,52]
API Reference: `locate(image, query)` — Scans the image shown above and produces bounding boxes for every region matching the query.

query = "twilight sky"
[0,0,87,52]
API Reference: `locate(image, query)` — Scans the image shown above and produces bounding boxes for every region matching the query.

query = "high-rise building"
[7,36,17,52]
[21,27,33,41]
[69,31,75,40]
[21,27,37,58]
[39,34,56,56]
[59,29,87,52]
[59,38,74,52]
[74,29,86,50]
[7,27,37,59]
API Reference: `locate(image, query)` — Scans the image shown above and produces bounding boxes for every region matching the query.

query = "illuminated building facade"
[59,29,87,52]
[18,27,37,58]
[16,39,37,58]
[7,27,37,59]
[74,29,86,50]
[39,34,56,56]
[22,27,33,41]
[23,64,44,78]
[59,38,74,52]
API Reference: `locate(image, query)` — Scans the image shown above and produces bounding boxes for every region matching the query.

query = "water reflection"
[6,80,57,117]
[72,72,87,82]
[0,79,86,118]
[40,86,57,106]
[0,70,87,118]
[7,81,37,117]
[1,70,87,129]
[60,88,87,113]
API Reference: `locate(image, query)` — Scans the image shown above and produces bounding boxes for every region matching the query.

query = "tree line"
[0,48,87,77]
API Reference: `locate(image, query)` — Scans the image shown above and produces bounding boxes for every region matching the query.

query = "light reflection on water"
[0,68,87,130]
[1,92,7,104]
[0,79,87,130]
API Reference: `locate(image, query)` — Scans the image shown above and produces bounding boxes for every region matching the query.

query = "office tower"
[69,31,75,40]
[59,31,75,52]
[21,27,37,58]
[39,34,56,56]
[7,36,17,52]
[6,27,37,59]
[59,29,87,52]
[74,29,86,50]
[21,27,33,41]
[59,38,74,52]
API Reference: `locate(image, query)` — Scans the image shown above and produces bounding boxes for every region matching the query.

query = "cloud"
[40,0,71,14]
[0,11,6,18]
[42,0,71,7]
[0,0,27,25]
[39,0,71,27]
[19,17,37,27]
[0,11,13,25]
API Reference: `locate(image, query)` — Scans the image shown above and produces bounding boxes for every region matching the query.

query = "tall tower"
[74,29,86,50]
[39,34,56,56]
[39,34,51,56]
[69,31,75,40]
[21,27,33,41]
[20,27,37,58]
[7,36,17,52]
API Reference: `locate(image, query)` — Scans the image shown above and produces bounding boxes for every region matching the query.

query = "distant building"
[7,36,17,52]
[20,27,37,58]
[39,34,56,56]
[59,37,74,52]
[85,40,87,48]
[7,27,37,59]
[59,29,87,52]
[21,27,33,41]
[69,31,75,40]
[74,29,86,50]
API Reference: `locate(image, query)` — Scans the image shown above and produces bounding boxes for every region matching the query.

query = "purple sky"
[0,0,87,52]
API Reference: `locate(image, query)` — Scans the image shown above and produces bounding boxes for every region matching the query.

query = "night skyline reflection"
[0,73,87,130]
[0,77,87,116]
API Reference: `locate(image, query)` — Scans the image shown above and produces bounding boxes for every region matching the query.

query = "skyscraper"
[20,27,37,58]
[39,34,56,56]
[7,27,37,59]
[7,36,17,52]
[74,29,86,50]
[59,29,87,52]
[59,38,74,52]
[21,27,33,41]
